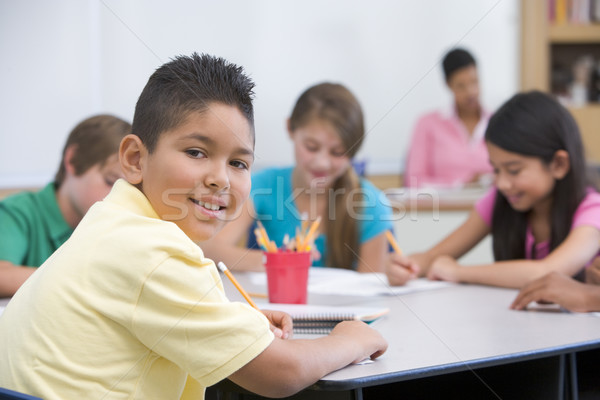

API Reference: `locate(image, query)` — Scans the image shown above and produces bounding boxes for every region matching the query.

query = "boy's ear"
[551,150,570,180]
[286,118,294,139]
[119,134,147,185]
[63,144,78,175]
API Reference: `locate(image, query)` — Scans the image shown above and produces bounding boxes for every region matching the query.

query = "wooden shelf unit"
[521,0,600,162]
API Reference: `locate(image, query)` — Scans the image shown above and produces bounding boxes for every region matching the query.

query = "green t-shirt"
[0,183,73,267]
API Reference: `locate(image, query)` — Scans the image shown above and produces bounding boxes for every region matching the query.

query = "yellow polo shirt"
[0,180,273,399]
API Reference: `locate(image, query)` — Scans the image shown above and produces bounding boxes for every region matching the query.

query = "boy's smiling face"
[122,103,254,242]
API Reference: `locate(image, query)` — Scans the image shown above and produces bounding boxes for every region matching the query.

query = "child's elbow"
[256,353,316,397]
[228,345,317,398]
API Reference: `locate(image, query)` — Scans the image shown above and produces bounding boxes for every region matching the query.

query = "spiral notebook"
[264,303,389,334]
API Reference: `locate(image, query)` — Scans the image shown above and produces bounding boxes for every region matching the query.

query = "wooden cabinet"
[521,0,600,161]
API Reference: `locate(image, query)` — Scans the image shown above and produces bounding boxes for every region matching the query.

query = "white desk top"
[3,270,599,391]
[224,270,600,390]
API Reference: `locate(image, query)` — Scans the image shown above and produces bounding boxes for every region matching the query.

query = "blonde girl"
[204,83,393,272]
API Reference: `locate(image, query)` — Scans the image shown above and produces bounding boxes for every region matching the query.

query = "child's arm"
[586,256,600,285]
[511,271,600,312]
[0,261,36,297]
[228,320,387,398]
[356,232,389,273]
[428,225,600,288]
[386,210,490,285]
[201,200,264,271]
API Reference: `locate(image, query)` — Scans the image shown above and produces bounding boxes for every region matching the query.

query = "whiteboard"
[0,0,519,188]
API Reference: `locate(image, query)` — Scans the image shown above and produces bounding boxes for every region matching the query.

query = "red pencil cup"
[264,251,311,304]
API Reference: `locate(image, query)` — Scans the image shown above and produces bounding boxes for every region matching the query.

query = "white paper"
[308,269,454,297]
[247,268,454,297]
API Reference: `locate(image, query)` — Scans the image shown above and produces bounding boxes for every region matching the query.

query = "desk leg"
[559,354,566,400]
[567,353,579,400]
[352,388,363,400]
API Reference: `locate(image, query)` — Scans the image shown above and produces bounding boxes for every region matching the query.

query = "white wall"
[0,0,520,188]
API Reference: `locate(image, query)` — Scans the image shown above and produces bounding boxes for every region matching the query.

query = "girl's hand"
[261,309,293,339]
[511,271,591,312]
[585,256,600,285]
[427,255,461,282]
[385,252,420,286]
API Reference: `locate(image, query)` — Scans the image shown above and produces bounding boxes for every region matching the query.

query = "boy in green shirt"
[0,115,131,296]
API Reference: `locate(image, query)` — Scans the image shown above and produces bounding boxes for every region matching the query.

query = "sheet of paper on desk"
[0,306,4,317]
[247,268,454,296]
[308,270,454,296]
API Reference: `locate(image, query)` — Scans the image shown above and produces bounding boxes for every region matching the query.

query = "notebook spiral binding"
[292,313,355,334]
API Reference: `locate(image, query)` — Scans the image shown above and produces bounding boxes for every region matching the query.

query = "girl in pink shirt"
[387,91,600,289]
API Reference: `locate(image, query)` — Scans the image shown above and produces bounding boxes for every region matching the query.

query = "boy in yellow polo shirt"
[0,53,387,399]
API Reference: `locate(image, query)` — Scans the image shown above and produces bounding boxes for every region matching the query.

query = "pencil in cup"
[255,222,277,252]
[298,216,321,252]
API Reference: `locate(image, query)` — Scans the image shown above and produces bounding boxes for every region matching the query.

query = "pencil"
[248,292,268,299]
[217,262,259,309]
[385,230,403,255]
[299,216,321,251]
[256,221,277,252]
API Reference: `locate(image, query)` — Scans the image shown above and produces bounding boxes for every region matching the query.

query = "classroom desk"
[2,279,597,399]
[211,271,600,400]
[384,185,489,212]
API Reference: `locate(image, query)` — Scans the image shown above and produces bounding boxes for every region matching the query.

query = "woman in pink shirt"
[404,48,493,188]
[387,91,600,290]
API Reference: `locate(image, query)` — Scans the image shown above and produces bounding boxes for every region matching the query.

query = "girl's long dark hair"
[486,91,589,260]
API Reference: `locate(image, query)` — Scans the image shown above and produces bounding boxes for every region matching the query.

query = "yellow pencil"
[300,216,321,251]
[248,292,268,299]
[217,262,259,309]
[256,221,277,252]
[385,230,403,255]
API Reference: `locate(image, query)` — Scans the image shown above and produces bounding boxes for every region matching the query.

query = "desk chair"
[0,387,42,400]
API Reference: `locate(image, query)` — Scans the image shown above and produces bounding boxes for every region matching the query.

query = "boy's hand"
[427,255,461,282]
[330,321,388,363]
[261,310,293,339]
[585,256,600,285]
[386,253,420,286]
[511,271,589,312]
